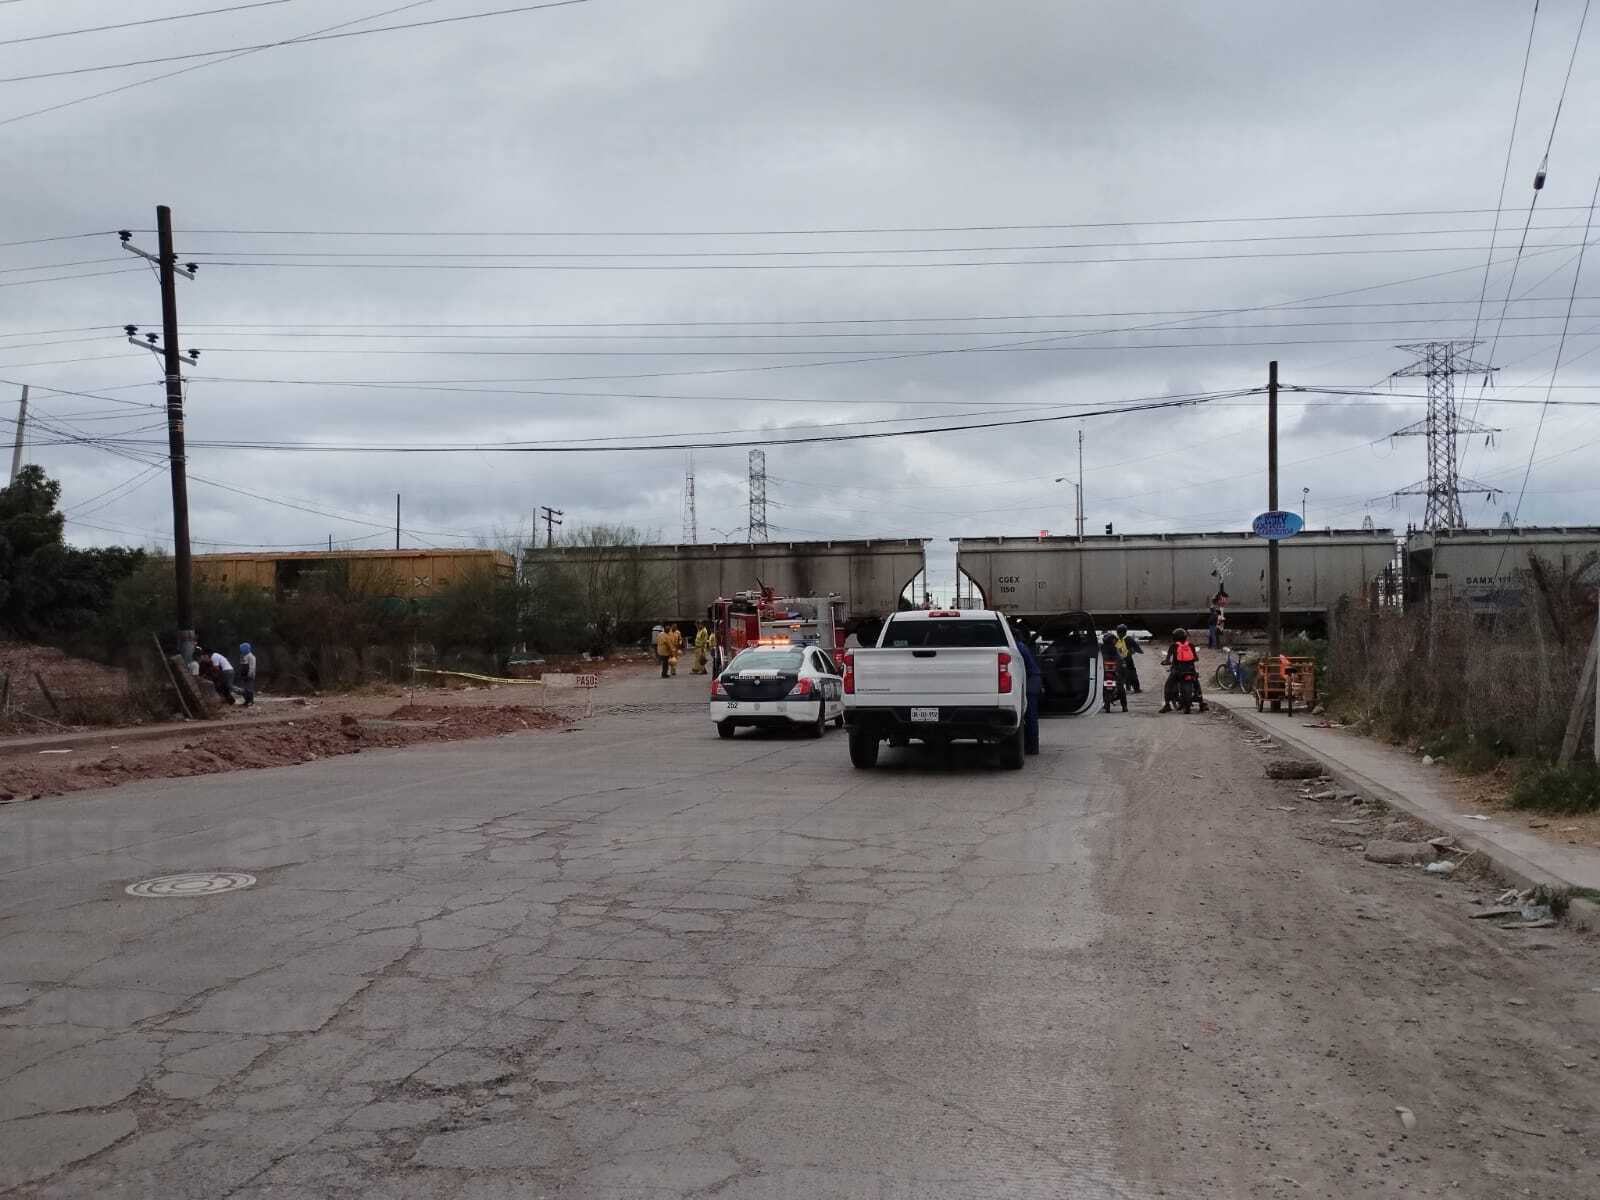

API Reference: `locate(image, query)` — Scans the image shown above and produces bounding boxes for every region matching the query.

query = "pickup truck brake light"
[711,674,726,698]
[786,678,814,699]
[927,609,960,617]
[998,651,1014,695]
[842,653,854,695]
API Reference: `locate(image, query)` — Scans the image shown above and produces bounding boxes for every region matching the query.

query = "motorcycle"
[1101,654,1128,713]
[1174,664,1204,714]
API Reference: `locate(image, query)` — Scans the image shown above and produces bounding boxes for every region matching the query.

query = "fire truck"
[707,588,847,675]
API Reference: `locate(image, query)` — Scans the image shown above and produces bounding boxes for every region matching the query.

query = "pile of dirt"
[0,703,567,802]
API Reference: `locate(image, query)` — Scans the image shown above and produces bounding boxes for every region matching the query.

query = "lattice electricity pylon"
[681,451,698,543]
[747,449,769,542]
[1388,340,1500,530]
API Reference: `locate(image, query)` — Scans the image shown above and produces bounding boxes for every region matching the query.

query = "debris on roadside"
[1425,860,1457,875]
[1470,906,1523,919]
[1266,760,1324,780]
[1395,1106,1417,1131]
[1364,840,1438,866]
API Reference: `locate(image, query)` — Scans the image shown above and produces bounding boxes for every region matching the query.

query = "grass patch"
[1415,726,1509,776]
[1509,762,1600,814]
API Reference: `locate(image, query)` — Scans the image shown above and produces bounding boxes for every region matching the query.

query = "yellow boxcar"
[194,549,513,599]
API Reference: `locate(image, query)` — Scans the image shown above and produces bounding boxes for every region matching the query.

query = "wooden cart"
[1254,655,1317,714]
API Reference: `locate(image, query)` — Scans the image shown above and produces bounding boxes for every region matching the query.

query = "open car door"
[1034,611,1100,715]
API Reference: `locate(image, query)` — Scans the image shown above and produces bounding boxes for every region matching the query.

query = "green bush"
[0,466,146,639]
[1509,763,1600,814]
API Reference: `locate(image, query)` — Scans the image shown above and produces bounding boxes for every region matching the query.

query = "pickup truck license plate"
[910,707,939,723]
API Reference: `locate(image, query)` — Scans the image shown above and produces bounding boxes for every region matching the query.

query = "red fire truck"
[707,588,846,675]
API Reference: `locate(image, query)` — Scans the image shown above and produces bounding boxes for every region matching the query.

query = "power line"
[169,329,1600,357]
[1463,0,1541,372]
[0,233,119,249]
[1471,0,1593,421]
[0,267,146,288]
[172,224,1596,258]
[0,0,444,129]
[113,312,1600,341]
[1509,170,1600,521]
[0,0,593,84]
[49,389,1261,454]
[0,258,125,274]
[159,205,1600,238]
[0,1,296,47]
[188,240,1599,271]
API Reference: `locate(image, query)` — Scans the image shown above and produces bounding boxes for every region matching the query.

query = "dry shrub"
[1329,553,1595,760]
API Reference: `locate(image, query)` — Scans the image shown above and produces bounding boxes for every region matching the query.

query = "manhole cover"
[125,871,257,898]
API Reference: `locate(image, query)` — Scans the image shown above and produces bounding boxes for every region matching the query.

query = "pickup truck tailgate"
[849,647,1004,704]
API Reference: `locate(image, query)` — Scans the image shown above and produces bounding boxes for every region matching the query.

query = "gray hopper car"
[956,530,1397,631]
[1405,526,1600,612]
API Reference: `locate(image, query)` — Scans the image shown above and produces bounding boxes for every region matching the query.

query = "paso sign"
[1251,510,1304,540]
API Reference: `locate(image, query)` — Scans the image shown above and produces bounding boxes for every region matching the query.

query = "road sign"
[1251,510,1304,540]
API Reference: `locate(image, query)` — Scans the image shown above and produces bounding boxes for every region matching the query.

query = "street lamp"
[1053,476,1083,539]
[1301,487,1309,522]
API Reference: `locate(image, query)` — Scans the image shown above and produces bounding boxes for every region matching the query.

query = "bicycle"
[1213,646,1251,693]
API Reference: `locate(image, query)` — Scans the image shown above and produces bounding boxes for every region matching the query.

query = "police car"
[710,644,846,739]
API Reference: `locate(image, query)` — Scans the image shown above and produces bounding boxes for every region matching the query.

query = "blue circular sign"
[1252,510,1304,540]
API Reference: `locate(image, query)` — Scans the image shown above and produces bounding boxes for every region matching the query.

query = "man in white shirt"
[204,648,236,705]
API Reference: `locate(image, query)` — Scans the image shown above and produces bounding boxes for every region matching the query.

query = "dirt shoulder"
[1098,704,1600,1197]
[1193,643,1600,857]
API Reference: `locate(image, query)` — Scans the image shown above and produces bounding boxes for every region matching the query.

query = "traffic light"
[1104,523,1113,535]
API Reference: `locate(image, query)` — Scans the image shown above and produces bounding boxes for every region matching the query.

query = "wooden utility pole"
[156,206,196,665]
[1561,604,1600,764]
[1267,360,1281,660]
[540,505,563,547]
[8,385,26,484]
[395,493,401,549]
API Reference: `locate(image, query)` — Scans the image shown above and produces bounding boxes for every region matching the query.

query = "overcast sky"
[4,0,1599,599]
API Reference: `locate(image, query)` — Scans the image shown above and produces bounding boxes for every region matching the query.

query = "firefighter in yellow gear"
[692,622,713,674]
[666,625,684,676]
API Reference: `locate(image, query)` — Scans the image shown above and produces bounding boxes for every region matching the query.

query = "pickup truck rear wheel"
[716,721,736,740]
[848,729,880,768]
[998,723,1025,771]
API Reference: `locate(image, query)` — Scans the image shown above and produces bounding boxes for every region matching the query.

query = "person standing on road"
[1114,624,1142,694]
[238,642,257,708]
[1010,619,1043,755]
[652,624,671,678]
[691,622,713,674]
[666,624,684,676]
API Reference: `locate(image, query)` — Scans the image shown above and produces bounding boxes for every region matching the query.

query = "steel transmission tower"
[1388,341,1500,530]
[747,449,769,541]
[681,451,697,543]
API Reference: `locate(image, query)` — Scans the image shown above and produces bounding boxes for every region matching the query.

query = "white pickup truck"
[842,608,1035,770]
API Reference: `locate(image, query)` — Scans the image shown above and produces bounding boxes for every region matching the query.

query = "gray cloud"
[4,0,1598,595]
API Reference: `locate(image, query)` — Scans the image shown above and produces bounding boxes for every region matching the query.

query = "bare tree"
[525,525,668,653]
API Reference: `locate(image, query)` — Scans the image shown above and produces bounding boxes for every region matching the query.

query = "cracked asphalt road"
[2,670,1598,1198]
